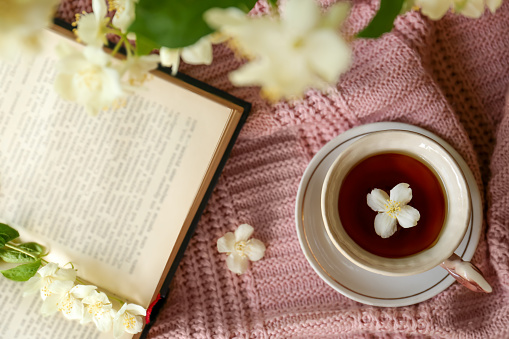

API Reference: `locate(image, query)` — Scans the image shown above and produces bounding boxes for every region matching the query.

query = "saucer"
[295,122,482,307]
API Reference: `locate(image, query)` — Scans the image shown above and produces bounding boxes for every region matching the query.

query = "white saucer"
[295,122,482,307]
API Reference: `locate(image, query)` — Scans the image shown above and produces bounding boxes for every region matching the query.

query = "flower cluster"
[408,0,502,20]
[23,262,146,338]
[205,0,352,101]
[55,0,223,115]
[0,0,59,59]
[63,0,351,110]
[55,0,157,115]
[0,0,504,114]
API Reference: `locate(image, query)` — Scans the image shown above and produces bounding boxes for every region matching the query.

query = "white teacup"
[321,130,491,292]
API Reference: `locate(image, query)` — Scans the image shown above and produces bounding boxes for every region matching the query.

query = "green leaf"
[357,0,405,38]
[0,224,20,248]
[1,260,41,282]
[130,0,258,50]
[0,242,45,263]
[135,34,161,56]
[19,242,45,255]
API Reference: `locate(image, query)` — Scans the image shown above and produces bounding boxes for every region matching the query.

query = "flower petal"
[112,0,136,33]
[81,307,94,324]
[416,0,451,20]
[283,0,320,37]
[367,189,389,212]
[56,267,77,282]
[83,45,110,67]
[244,239,266,261]
[217,232,235,253]
[234,224,254,242]
[126,304,147,316]
[304,30,351,83]
[82,290,110,305]
[457,0,484,18]
[37,262,59,277]
[225,253,249,275]
[71,285,97,299]
[23,276,41,296]
[94,309,114,332]
[75,13,105,47]
[92,0,107,20]
[204,7,246,30]
[397,205,421,228]
[113,314,125,338]
[160,47,181,75]
[48,280,74,294]
[124,315,144,334]
[229,59,270,87]
[486,0,503,12]
[62,297,84,320]
[40,294,60,316]
[113,303,128,321]
[181,37,213,65]
[374,213,398,238]
[322,2,350,28]
[390,183,412,205]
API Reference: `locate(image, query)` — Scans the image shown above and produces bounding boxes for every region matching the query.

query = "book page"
[0,28,233,337]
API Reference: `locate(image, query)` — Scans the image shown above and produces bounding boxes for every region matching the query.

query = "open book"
[0,23,249,339]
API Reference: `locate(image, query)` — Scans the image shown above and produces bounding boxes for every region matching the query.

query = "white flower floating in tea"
[366,183,421,238]
[217,224,266,275]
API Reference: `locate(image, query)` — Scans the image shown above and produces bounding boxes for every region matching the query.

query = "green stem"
[75,276,87,285]
[4,243,48,264]
[111,37,126,57]
[126,40,135,58]
[106,27,137,57]
[75,276,125,306]
[107,294,126,306]
[106,27,123,36]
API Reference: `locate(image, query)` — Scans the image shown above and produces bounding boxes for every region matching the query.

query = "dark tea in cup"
[338,153,446,258]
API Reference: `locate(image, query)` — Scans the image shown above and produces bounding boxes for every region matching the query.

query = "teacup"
[321,130,491,293]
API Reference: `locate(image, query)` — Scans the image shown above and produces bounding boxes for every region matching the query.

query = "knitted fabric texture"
[57,0,509,337]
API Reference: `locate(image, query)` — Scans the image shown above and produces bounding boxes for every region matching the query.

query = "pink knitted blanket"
[58,1,509,337]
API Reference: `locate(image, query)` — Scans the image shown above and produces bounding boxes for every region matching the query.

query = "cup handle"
[440,253,492,293]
